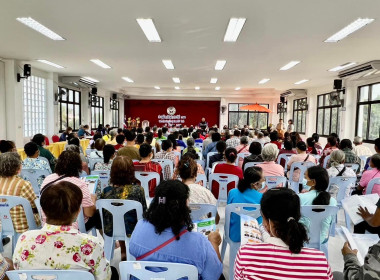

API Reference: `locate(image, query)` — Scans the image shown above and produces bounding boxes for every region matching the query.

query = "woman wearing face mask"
[298,166,337,243]
[234,188,333,280]
[227,167,264,242]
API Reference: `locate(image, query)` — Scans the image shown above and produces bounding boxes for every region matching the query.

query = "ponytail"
[279,218,308,254]
[225,147,238,163]
[307,166,331,206]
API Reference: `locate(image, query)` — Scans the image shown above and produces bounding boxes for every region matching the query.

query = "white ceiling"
[1,0,380,99]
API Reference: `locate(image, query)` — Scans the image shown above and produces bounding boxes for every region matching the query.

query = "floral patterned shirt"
[13,224,111,280]
[22,157,52,188]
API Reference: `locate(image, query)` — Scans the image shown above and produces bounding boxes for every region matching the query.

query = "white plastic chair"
[88,158,103,170]
[314,154,321,163]
[189,203,217,221]
[151,159,174,179]
[173,151,181,161]
[196,151,203,160]
[276,153,294,172]
[195,142,203,150]
[236,152,251,166]
[365,178,380,194]
[77,205,97,236]
[210,161,227,173]
[206,152,218,170]
[243,162,261,171]
[209,173,239,204]
[97,199,143,261]
[323,155,331,168]
[91,170,110,192]
[0,196,38,253]
[6,270,95,280]
[119,261,198,280]
[221,203,261,280]
[195,173,207,188]
[265,176,287,189]
[135,171,161,201]
[300,205,339,258]
[20,169,51,195]
[344,163,360,173]
[196,159,206,170]
[288,161,315,193]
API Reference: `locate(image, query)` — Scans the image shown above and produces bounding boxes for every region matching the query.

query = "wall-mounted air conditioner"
[338,60,380,78]
[280,89,307,98]
[59,76,97,88]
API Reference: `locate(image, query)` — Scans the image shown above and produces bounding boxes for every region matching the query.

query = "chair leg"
[104,235,115,261]
[221,238,227,261]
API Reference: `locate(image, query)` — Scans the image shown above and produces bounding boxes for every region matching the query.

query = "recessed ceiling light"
[294,79,309,85]
[154,86,160,89]
[162,59,174,70]
[16,17,65,40]
[215,60,227,70]
[82,77,99,83]
[258,78,270,84]
[175,86,180,90]
[224,18,246,42]
[215,87,220,90]
[172,77,180,83]
[90,59,111,69]
[328,62,356,72]
[136,18,161,42]
[280,61,300,71]
[37,60,64,69]
[235,87,241,90]
[195,86,200,90]
[325,18,375,43]
[210,78,218,84]
[122,77,134,83]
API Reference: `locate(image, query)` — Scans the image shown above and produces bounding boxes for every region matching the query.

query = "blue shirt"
[177,140,187,148]
[203,142,217,159]
[77,128,86,137]
[129,220,223,280]
[227,188,263,242]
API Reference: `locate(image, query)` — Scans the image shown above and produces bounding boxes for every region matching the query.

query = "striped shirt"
[0,176,40,233]
[234,237,333,280]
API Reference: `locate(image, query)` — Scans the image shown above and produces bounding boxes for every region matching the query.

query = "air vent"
[338,60,380,78]
[280,89,307,98]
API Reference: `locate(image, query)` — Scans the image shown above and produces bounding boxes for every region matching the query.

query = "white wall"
[0,61,5,140]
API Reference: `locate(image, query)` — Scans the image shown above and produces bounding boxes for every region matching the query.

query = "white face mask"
[301,178,310,191]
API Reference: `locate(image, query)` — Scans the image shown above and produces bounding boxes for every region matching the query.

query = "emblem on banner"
[167,106,176,115]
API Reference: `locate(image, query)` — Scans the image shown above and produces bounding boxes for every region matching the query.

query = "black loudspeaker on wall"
[221,105,227,114]
[17,64,32,82]
[91,87,98,95]
[112,93,117,100]
[334,79,342,90]
[280,96,286,103]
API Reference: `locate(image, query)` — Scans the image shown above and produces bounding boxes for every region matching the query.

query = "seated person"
[129,180,223,280]
[114,134,125,151]
[155,140,178,180]
[242,142,263,170]
[287,141,316,182]
[90,138,105,158]
[145,132,160,154]
[356,154,380,195]
[13,181,112,280]
[118,130,141,161]
[340,139,361,171]
[183,138,200,155]
[269,131,282,149]
[32,134,56,172]
[59,127,72,142]
[101,156,147,260]
[256,143,284,177]
[306,137,319,155]
[77,124,90,139]
[209,141,226,168]
[134,133,145,149]
[203,132,221,159]
[234,188,333,280]
[65,144,90,175]
[94,144,116,171]
[278,140,297,167]
[235,136,250,168]
[106,130,117,145]
[227,166,264,242]
[0,140,16,153]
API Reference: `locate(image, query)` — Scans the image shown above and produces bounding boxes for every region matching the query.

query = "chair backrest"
[119,261,198,280]
[0,196,38,236]
[34,198,43,222]
[96,199,143,240]
[6,270,95,280]
[195,142,203,150]
[209,173,239,203]
[86,149,95,156]
[314,154,321,163]
[236,152,251,166]
[88,158,104,170]
[52,135,60,143]
[366,178,380,194]
[135,171,161,199]
[196,159,205,170]
[91,170,110,192]
[288,161,315,193]
[195,173,207,188]
[211,161,227,173]
[151,159,174,178]
[244,162,261,171]
[344,163,359,173]
[300,205,338,250]
[276,153,294,172]
[323,155,331,168]
[196,151,203,160]
[189,203,217,221]
[173,151,181,161]
[359,155,369,170]
[20,169,51,195]
[328,176,356,204]
[265,176,287,189]
[206,152,218,169]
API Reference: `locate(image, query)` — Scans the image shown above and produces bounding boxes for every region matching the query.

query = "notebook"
[341,194,379,225]
[81,175,99,194]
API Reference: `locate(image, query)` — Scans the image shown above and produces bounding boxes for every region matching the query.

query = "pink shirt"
[287,154,316,182]
[256,161,284,177]
[235,144,250,168]
[360,168,380,195]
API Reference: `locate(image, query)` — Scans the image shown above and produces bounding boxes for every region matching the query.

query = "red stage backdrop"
[124,100,220,127]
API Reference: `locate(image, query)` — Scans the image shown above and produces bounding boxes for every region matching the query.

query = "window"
[110,98,119,128]
[228,103,269,129]
[58,87,81,132]
[356,83,380,142]
[277,103,287,122]
[90,94,104,130]
[23,76,47,137]
[293,98,307,133]
[316,92,343,137]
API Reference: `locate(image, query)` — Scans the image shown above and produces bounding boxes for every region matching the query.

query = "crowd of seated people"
[1,122,380,280]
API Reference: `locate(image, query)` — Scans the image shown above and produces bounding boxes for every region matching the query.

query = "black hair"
[103,144,116,164]
[0,140,15,153]
[211,132,221,142]
[330,133,340,145]
[327,136,337,147]
[191,132,199,139]
[225,147,238,163]
[238,166,262,193]
[233,130,241,137]
[24,142,39,157]
[161,140,173,151]
[283,140,293,151]
[167,135,178,150]
[182,150,199,160]
[91,133,102,149]
[67,133,76,142]
[137,127,143,134]
[216,141,227,154]
[375,138,380,150]
[173,131,179,139]
[117,128,123,134]
[312,133,319,142]
[248,142,261,155]
[261,188,309,254]
[306,138,318,154]
[139,143,153,158]
[145,126,151,133]
[32,134,46,147]
[296,141,307,152]
[144,180,194,239]
[116,134,125,145]
[55,151,82,177]
[307,166,330,205]
[136,134,145,145]
[125,130,136,142]
[263,131,269,137]
[182,130,189,138]
[370,154,380,169]
[269,131,279,142]
[157,129,163,138]
[288,119,293,124]
[340,139,353,150]
[68,137,80,147]
[162,127,168,134]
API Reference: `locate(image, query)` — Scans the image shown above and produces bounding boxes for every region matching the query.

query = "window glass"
[293,98,307,133]
[316,93,342,136]
[229,104,239,111]
[323,109,330,136]
[58,87,81,132]
[228,103,268,128]
[357,105,369,138]
[369,103,380,140]
[360,86,369,102]
[372,84,380,101]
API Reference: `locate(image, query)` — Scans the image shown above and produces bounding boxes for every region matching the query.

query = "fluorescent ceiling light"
[82,77,99,83]
[136,18,161,42]
[195,86,200,90]
[175,86,180,90]
[363,70,377,77]
[224,18,246,42]
[90,59,111,69]
[259,78,270,84]
[154,86,160,89]
[294,79,309,85]
[328,62,356,72]
[16,17,65,40]
[37,59,64,69]
[162,59,174,70]
[325,18,375,43]
[215,60,227,70]
[122,77,134,83]
[210,78,218,84]
[215,87,220,91]
[280,61,300,71]
[235,87,241,90]
[172,77,180,83]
